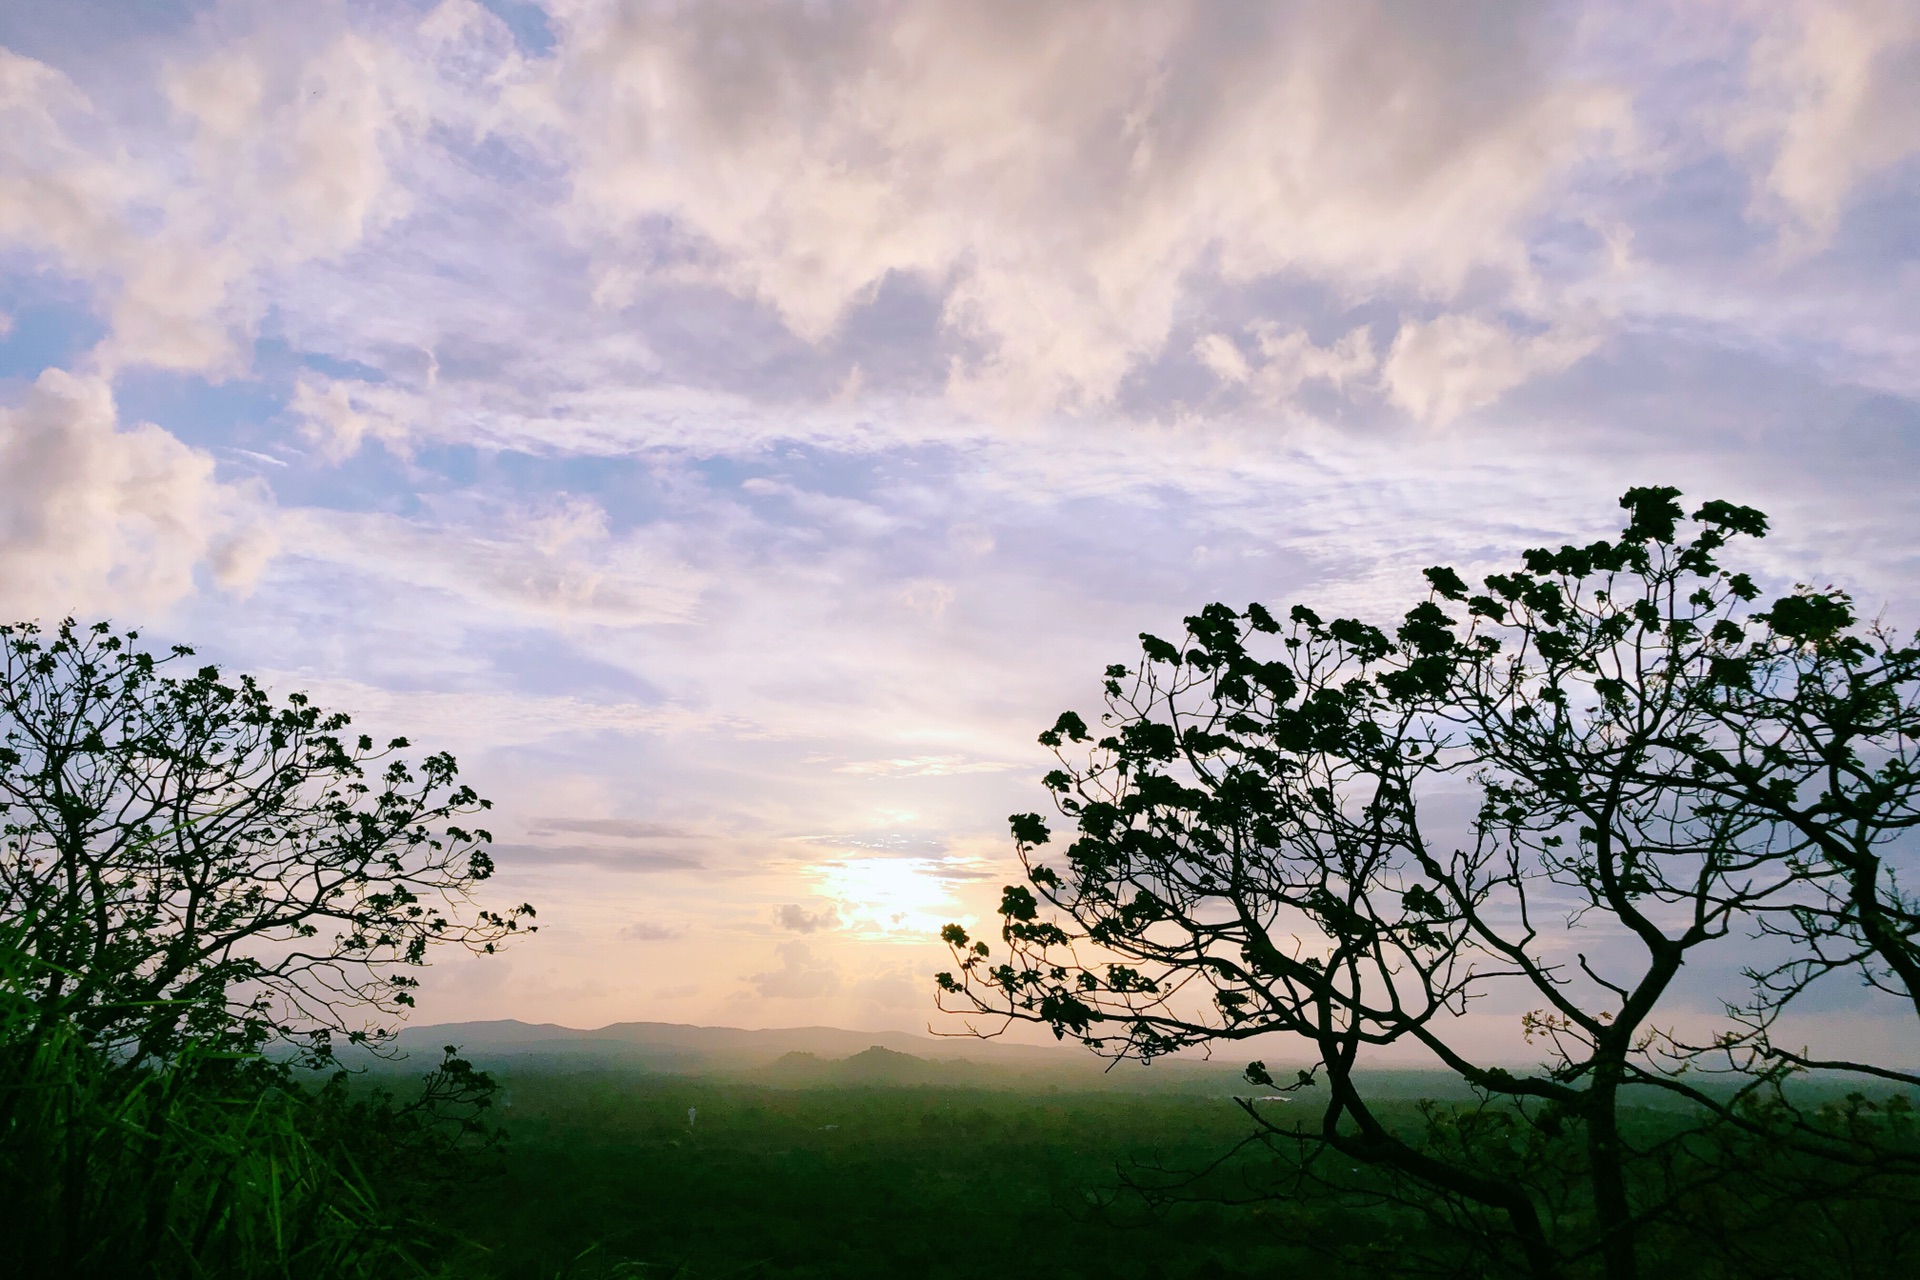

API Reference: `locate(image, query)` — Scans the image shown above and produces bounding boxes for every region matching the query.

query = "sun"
[812,857,970,940]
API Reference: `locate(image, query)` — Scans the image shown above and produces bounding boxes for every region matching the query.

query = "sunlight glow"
[812,857,975,940]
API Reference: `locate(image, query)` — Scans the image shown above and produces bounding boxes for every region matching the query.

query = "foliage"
[0,918,503,1279]
[429,1069,1345,1280]
[428,1068,1920,1280]
[0,619,534,1278]
[0,617,535,1065]
[938,487,1920,1278]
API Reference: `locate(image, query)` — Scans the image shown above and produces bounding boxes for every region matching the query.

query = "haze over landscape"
[2,0,1917,1058]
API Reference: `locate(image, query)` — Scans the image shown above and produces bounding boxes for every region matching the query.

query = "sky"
[0,0,1916,1050]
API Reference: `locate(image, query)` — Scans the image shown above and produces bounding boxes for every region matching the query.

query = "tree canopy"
[939,487,1920,1279]
[0,618,535,1064]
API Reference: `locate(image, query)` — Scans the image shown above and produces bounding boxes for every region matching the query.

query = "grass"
[424,1070,1440,1280]
[0,1017,426,1280]
[403,1065,1920,1280]
[6,991,1916,1280]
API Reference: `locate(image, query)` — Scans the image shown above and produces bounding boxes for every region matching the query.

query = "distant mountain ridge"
[755,1045,1005,1087]
[389,1018,1088,1071]
[372,1018,1234,1090]
[373,1018,1478,1097]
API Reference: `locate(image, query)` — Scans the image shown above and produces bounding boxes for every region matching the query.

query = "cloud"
[276,497,707,628]
[831,756,1019,779]
[774,903,840,935]
[1196,323,1377,405]
[532,818,692,839]
[487,843,701,873]
[749,941,839,999]
[234,679,735,755]
[1381,313,1601,425]
[895,579,955,620]
[850,961,924,1012]
[13,0,1913,442]
[3,2,1918,1046]
[290,373,423,460]
[0,50,152,326]
[1735,0,1920,249]
[539,0,1631,410]
[485,817,716,879]
[162,18,416,261]
[0,4,502,375]
[0,368,273,619]
[618,920,682,942]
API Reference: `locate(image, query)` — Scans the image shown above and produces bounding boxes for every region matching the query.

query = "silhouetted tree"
[0,619,538,1278]
[0,618,535,1064]
[940,488,1920,1280]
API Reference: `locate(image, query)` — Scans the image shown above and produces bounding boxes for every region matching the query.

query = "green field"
[431,1071,1363,1280]
[378,1053,1916,1280]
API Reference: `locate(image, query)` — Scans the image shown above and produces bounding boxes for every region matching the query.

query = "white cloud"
[290,373,423,460]
[0,5,475,375]
[0,49,153,322]
[774,903,840,935]
[1382,313,1601,425]
[538,0,1632,410]
[749,941,839,999]
[1198,323,1378,405]
[162,22,414,260]
[4,2,1918,1044]
[1736,0,1920,248]
[1194,332,1253,385]
[0,369,273,619]
[619,921,683,942]
[277,497,707,628]
[0,47,224,373]
[240,679,737,751]
[894,579,955,619]
[831,756,1018,779]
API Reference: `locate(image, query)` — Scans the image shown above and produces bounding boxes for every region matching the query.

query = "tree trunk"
[1587,1056,1638,1280]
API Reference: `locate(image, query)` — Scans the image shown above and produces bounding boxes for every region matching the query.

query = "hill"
[369,1018,1147,1087]
[361,1018,1485,1097]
